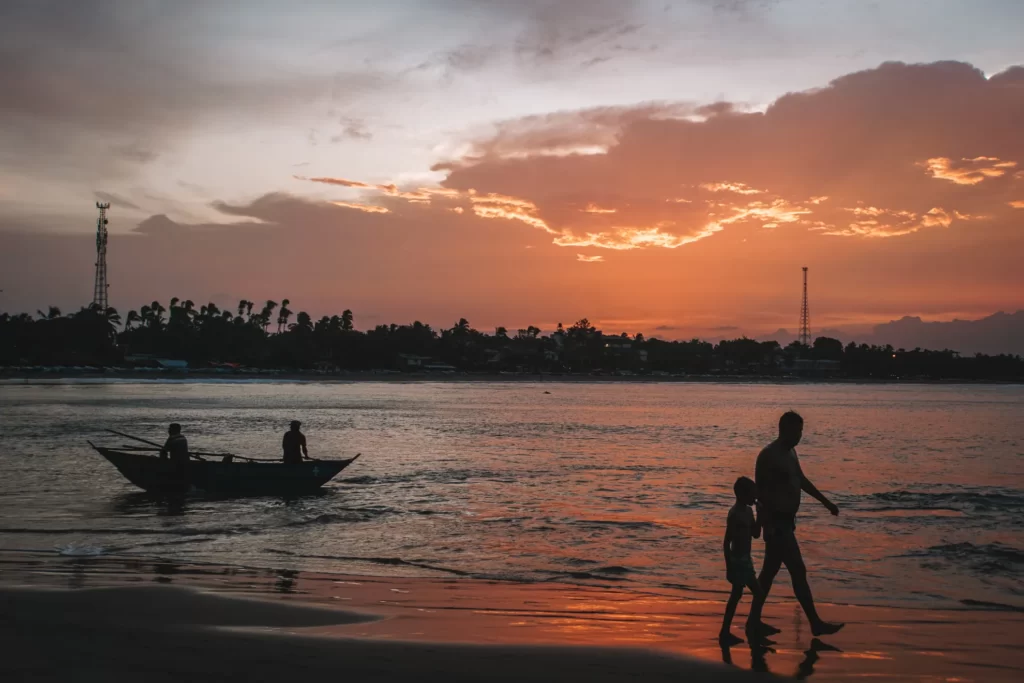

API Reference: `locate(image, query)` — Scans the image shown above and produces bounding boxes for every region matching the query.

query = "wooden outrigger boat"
[90,430,360,495]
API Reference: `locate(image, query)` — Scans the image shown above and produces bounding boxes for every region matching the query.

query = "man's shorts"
[727,555,757,587]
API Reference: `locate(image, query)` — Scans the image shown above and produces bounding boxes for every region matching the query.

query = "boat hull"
[93,447,357,495]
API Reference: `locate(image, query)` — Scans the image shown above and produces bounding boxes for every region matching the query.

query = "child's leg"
[744,576,766,629]
[720,583,745,637]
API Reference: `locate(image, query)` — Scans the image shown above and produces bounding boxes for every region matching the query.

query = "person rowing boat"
[159,423,190,491]
[282,420,309,464]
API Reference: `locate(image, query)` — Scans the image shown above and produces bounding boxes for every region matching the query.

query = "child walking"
[719,476,766,644]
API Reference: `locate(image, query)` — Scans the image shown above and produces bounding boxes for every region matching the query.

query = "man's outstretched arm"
[801,475,839,515]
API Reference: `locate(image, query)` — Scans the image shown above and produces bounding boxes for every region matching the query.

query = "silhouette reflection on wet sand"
[720,636,841,679]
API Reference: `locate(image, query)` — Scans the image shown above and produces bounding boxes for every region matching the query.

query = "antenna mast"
[93,202,110,310]
[799,266,811,346]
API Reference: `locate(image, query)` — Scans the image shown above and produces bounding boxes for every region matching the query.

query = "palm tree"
[341,309,354,331]
[260,300,278,334]
[290,311,313,333]
[103,307,121,338]
[36,306,61,320]
[277,299,292,334]
[495,326,508,339]
[124,310,141,331]
[150,301,166,328]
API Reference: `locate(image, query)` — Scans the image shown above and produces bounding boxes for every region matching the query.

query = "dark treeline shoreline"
[2,298,1022,380]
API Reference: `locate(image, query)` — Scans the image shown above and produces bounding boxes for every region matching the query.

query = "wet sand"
[2,551,1022,681]
[3,585,760,683]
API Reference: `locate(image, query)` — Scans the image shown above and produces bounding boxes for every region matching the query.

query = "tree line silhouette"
[1,299,1021,380]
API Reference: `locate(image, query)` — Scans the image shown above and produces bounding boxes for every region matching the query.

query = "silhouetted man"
[282,421,308,464]
[159,423,190,491]
[747,411,843,637]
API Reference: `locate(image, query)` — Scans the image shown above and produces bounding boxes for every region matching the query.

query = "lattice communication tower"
[93,202,110,310]
[799,266,811,346]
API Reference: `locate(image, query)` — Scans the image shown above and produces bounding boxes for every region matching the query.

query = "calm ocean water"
[1,380,1021,610]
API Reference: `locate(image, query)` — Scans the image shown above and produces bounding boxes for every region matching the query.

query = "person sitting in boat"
[282,421,308,464]
[160,423,190,488]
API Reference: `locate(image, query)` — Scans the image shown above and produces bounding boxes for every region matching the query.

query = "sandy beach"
[3,551,1022,682]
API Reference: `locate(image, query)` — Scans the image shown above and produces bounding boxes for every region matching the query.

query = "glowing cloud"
[302,175,398,194]
[555,222,723,250]
[577,254,604,262]
[920,157,1017,185]
[717,199,813,229]
[329,201,390,214]
[582,204,617,214]
[701,182,763,195]
[815,206,965,237]
[470,193,556,234]
[1009,200,1024,209]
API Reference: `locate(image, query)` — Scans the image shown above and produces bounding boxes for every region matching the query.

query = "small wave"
[594,565,634,575]
[545,571,630,582]
[262,549,471,576]
[0,526,258,537]
[55,543,106,557]
[281,510,390,528]
[906,542,1024,579]
[569,519,659,530]
[864,489,1024,514]
[131,536,220,549]
[339,475,376,485]
[960,598,1024,612]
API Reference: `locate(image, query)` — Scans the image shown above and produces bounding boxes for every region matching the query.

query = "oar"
[105,428,164,449]
[105,428,212,462]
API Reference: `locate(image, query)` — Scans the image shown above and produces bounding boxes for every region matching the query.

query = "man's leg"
[781,533,843,636]
[747,532,782,629]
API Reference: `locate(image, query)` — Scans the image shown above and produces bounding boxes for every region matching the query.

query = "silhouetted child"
[719,475,766,645]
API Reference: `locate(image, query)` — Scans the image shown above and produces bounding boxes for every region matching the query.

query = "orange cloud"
[814,206,966,237]
[1009,200,1024,209]
[700,182,763,195]
[554,222,724,250]
[329,201,390,214]
[296,62,1024,263]
[301,175,398,194]
[577,254,604,262]
[919,157,1017,185]
[719,198,813,229]
[470,194,555,234]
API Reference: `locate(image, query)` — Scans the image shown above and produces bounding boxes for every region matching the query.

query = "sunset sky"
[1,0,1023,340]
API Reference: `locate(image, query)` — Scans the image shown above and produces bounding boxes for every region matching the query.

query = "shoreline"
[2,550,1022,681]
[1,583,755,683]
[2,370,1020,385]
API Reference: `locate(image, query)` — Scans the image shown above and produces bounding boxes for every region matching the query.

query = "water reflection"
[111,492,188,517]
[275,569,300,594]
[67,560,87,589]
[796,639,843,680]
[724,636,841,678]
[153,561,179,584]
